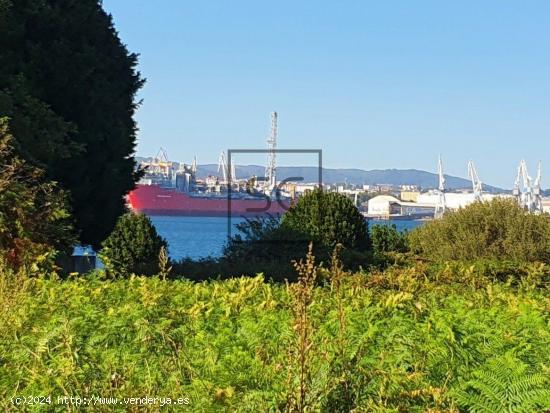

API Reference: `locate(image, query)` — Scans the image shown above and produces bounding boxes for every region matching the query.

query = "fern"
[453,353,550,412]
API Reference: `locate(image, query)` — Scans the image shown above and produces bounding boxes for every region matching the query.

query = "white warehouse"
[366,192,513,218]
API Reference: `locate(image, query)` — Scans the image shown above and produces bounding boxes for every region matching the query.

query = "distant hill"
[135,157,502,191]
[196,165,503,191]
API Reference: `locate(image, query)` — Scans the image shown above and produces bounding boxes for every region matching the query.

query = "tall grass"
[0,260,548,412]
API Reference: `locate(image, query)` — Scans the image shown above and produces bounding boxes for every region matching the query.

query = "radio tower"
[265,111,278,192]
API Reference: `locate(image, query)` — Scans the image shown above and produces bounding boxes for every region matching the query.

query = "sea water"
[150,216,424,261]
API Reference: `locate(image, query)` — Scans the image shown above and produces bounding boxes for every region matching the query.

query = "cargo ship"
[128,183,289,217]
[127,112,292,217]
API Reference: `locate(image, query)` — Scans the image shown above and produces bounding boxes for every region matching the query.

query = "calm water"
[150,216,425,261]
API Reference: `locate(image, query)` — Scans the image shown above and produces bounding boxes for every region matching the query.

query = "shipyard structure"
[128,113,548,220]
[364,158,549,220]
[128,113,293,216]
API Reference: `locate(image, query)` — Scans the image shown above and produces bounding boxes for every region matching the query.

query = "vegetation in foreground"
[1,254,549,412]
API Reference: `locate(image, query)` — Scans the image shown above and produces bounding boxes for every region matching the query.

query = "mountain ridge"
[136,157,503,191]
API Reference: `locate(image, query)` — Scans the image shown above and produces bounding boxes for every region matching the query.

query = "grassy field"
[1,262,549,412]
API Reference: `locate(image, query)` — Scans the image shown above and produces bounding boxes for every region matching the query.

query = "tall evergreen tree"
[0,0,144,248]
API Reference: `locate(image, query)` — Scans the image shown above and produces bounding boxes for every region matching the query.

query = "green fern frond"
[452,353,550,413]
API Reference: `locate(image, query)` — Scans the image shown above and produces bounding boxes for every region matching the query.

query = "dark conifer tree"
[0,0,144,248]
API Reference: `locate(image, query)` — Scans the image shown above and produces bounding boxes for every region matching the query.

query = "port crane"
[191,156,197,175]
[533,161,543,213]
[434,155,446,219]
[513,160,543,214]
[468,161,483,202]
[218,151,228,183]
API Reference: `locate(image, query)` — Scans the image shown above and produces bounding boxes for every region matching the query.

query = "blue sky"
[103,1,550,188]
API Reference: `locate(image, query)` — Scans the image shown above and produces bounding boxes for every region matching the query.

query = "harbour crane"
[512,160,544,213]
[467,161,483,202]
[515,160,532,211]
[191,156,197,175]
[533,161,543,214]
[434,155,446,219]
[231,162,237,184]
[143,147,173,176]
[265,111,278,193]
[218,151,228,183]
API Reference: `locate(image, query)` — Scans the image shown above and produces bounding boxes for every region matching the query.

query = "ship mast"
[265,111,278,192]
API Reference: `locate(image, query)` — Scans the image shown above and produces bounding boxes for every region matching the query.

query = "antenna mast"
[265,111,278,191]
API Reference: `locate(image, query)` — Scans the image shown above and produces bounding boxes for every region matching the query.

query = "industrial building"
[366,158,547,220]
[366,195,435,219]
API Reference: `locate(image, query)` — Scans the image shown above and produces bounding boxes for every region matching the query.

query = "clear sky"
[103,0,550,188]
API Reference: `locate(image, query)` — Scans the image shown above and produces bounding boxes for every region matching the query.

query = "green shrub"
[371,223,409,254]
[215,200,371,281]
[281,188,370,251]
[99,213,167,276]
[219,215,319,281]
[0,118,75,272]
[409,198,550,262]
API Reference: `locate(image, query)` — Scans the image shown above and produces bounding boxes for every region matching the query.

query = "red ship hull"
[128,184,290,217]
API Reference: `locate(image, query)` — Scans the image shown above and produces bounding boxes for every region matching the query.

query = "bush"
[216,215,321,281]
[409,198,550,262]
[100,213,167,276]
[175,191,372,282]
[371,224,409,254]
[0,118,75,271]
[281,189,370,251]
[215,191,373,281]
